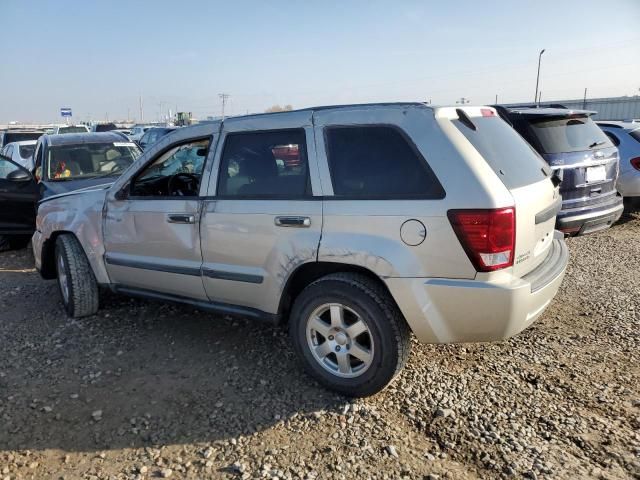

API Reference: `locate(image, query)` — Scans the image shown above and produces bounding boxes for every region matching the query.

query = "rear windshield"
[453,116,550,189]
[46,142,140,181]
[630,129,640,143]
[19,144,36,159]
[57,126,88,134]
[524,115,613,154]
[4,132,43,144]
[94,124,117,132]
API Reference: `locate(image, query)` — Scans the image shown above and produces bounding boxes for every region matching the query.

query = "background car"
[0,154,39,250]
[0,140,37,170]
[51,125,90,135]
[495,106,623,235]
[128,125,153,141]
[50,125,90,135]
[32,132,142,198]
[597,121,640,210]
[138,126,177,150]
[90,122,118,132]
[0,128,45,149]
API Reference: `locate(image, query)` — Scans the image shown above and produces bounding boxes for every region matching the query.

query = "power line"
[219,93,230,120]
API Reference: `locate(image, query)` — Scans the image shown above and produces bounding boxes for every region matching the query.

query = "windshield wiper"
[589,140,606,149]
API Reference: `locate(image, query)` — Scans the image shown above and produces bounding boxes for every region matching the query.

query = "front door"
[0,156,39,235]
[200,112,323,315]
[103,137,213,299]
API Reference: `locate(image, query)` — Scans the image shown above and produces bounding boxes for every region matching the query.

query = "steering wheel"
[167,173,199,196]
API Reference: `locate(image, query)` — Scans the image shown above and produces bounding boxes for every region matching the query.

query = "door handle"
[167,214,195,224]
[274,216,311,227]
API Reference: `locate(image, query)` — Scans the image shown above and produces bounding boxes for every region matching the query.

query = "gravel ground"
[0,212,639,480]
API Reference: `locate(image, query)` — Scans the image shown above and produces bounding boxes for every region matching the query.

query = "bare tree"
[265,104,293,113]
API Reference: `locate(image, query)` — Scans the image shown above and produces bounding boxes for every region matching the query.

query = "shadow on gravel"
[0,252,347,453]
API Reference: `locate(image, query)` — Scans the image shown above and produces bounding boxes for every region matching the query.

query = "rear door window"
[217,129,309,198]
[523,115,613,154]
[324,125,444,198]
[453,116,550,189]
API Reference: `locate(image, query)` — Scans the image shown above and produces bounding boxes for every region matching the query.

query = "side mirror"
[7,169,33,182]
[551,169,563,188]
[114,183,129,200]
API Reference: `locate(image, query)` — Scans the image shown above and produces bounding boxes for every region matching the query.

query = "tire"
[54,234,99,318]
[289,273,411,397]
[8,235,31,250]
[0,234,30,251]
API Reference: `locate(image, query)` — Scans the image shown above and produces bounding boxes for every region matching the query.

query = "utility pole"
[534,49,546,106]
[219,93,230,120]
[495,94,498,104]
[139,95,144,123]
[583,88,587,109]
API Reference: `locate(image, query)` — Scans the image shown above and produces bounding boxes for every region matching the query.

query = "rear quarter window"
[453,116,550,189]
[324,125,445,198]
[629,129,640,143]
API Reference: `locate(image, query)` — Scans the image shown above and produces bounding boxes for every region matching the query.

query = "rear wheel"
[289,273,411,397]
[55,235,99,318]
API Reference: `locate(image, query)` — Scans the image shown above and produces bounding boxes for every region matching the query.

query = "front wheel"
[289,273,411,397]
[55,235,99,317]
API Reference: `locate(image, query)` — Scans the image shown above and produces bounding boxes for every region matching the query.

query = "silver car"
[597,121,640,206]
[33,103,569,396]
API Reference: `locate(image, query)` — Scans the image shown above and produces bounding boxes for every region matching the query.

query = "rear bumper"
[556,195,623,235]
[385,232,568,344]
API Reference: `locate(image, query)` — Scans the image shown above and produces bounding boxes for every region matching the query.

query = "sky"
[1,0,639,123]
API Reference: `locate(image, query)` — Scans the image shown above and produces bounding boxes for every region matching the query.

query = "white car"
[128,125,153,142]
[0,140,37,170]
[597,121,640,207]
[50,125,90,135]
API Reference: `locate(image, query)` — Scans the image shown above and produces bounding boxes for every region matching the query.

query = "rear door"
[448,109,560,276]
[199,111,322,314]
[0,156,39,234]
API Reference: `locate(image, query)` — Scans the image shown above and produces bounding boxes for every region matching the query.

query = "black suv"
[0,128,45,149]
[495,106,623,235]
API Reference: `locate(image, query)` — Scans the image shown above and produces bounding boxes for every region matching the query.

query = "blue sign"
[60,107,72,117]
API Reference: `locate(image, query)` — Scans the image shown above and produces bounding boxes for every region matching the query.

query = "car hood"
[39,177,114,202]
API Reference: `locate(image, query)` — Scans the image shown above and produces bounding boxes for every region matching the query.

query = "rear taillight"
[631,157,640,171]
[448,208,516,272]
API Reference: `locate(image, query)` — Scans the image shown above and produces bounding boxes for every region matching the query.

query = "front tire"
[289,273,411,397]
[55,235,99,318]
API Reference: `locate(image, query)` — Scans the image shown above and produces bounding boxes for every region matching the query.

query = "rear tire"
[9,235,31,250]
[289,273,411,397]
[55,235,99,318]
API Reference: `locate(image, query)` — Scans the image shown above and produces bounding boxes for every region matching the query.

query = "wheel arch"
[40,230,74,279]
[277,261,400,321]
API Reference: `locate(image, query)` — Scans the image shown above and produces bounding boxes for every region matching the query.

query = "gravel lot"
[1,212,639,480]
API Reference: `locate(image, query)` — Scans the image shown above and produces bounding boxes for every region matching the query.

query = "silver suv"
[33,103,569,396]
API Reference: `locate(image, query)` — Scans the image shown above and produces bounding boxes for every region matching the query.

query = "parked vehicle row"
[1,101,637,396]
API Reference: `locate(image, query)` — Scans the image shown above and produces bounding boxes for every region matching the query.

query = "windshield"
[19,144,36,159]
[524,115,612,154]
[57,126,88,134]
[46,142,140,181]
